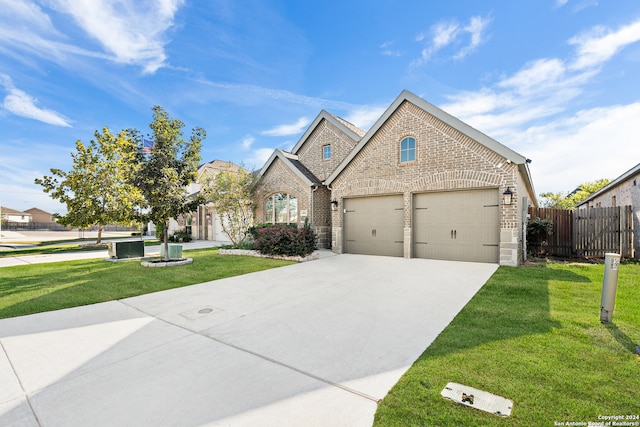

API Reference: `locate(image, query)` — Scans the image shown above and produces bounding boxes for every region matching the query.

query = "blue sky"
[2,0,640,213]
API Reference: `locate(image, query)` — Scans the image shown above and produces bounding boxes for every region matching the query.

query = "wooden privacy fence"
[528,206,634,258]
[528,207,573,256]
[573,206,634,258]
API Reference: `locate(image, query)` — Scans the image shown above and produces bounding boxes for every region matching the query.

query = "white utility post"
[600,253,621,323]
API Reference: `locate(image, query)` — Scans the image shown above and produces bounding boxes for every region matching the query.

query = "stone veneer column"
[500,228,519,266]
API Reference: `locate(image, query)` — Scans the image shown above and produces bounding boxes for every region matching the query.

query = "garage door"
[413,189,499,263]
[344,195,404,257]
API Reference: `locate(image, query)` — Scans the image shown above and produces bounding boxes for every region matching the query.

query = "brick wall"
[296,119,358,182]
[254,158,334,248]
[330,101,527,265]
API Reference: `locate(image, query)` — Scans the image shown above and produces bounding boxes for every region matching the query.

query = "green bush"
[527,217,554,255]
[170,229,192,243]
[248,223,297,240]
[253,225,317,257]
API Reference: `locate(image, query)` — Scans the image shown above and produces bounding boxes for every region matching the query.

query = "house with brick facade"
[577,162,640,258]
[255,90,537,266]
[149,160,243,242]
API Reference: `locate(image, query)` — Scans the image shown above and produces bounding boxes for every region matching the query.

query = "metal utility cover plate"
[441,382,513,417]
[178,306,221,320]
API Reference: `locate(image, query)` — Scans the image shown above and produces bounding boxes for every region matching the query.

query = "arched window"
[264,193,298,223]
[400,137,416,163]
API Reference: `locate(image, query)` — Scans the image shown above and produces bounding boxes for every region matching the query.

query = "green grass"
[0,248,294,319]
[0,239,162,257]
[374,262,640,426]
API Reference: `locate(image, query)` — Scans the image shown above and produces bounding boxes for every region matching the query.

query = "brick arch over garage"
[409,170,503,193]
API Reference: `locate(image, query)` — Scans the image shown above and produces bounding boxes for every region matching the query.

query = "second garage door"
[343,195,404,257]
[413,189,500,263]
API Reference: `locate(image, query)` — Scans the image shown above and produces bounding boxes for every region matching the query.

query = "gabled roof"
[290,110,363,154]
[577,162,640,206]
[25,207,52,215]
[325,90,536,200]
[258,149,322,186]
[0,206,30,215]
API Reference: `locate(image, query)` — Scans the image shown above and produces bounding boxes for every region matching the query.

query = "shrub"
[248,223,297,240]
[170,228,192,243]
[527,217,554,255]
[253,225,317,257]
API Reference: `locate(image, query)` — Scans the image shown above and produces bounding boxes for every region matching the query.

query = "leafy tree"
[130,106,206,260]
[35,127,143,244]
[202,165,256,246]
[539,178,611,209]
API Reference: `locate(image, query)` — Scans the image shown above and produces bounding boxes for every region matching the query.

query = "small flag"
[143,139,154,154]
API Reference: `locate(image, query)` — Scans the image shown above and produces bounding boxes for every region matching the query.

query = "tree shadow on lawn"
[419,264,590,358]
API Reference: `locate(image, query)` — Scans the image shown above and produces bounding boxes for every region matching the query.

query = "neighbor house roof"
[258,149,322,186]
[324,90,536,201]
[25,207,52,216]
[577,162,640,207]
[0,206,30,216]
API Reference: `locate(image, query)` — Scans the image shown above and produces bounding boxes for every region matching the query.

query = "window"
[611,196,616,207]
[400,137,416,163]
[323,144,331,159]
[264,193,298,223]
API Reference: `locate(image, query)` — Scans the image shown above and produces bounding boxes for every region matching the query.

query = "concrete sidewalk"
[0,254,498,426]
[0,240,224,268]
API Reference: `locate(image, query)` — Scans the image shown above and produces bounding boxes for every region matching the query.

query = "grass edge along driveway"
[0,248,294,320]
[374,262,640,427]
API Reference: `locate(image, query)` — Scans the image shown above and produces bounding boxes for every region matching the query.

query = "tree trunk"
[163,221,169,261]
[96,224,103,244]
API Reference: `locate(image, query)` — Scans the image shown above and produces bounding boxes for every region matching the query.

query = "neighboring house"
[577,162,640,257]
[148,160,245,241]
[25,207,56,223]
[255,90,537,266]
[190,160,244,242]
[0,207,32,223]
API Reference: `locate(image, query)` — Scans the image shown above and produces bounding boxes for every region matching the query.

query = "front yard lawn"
[374,262,640,426]
[0,248,294,319]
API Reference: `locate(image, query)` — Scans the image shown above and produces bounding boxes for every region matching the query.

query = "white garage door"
[343,195,404,257]
[413,189,500,263]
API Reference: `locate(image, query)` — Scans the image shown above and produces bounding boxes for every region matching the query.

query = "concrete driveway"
[0,254,498,426]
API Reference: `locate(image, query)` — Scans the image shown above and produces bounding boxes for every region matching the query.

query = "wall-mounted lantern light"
[331,199,339,211]
[503,187,513,205]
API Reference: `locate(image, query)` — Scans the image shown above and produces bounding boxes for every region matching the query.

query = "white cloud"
[344,105,387,130]
[442,21,637,133]
[413,15,491,66]
[241,135,255,150]
[438,19,640,194]
[1,74,71,127]
[0,0,183,74]
[454,15,492,60]
[45,0,184,74]
[262,117,310,136]
[243,148,273,171]
[569,20,640,70]
[415,21,459,64]
[0,0,59,34]
[380,40,401,57]
[523,103,640,194]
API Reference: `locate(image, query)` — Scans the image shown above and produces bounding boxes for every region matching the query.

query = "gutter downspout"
[311,185,318,228]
